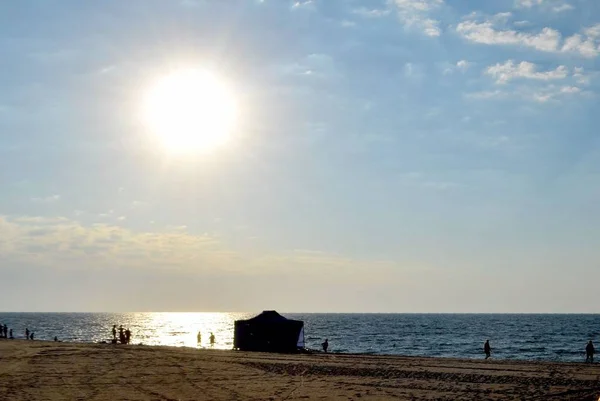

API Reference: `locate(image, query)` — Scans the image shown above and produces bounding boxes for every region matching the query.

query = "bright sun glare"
[142,68,237,153]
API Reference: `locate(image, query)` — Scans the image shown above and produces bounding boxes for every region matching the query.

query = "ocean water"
[0,313,598,362]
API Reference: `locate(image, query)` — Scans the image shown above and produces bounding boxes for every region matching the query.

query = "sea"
[0,313,598,363]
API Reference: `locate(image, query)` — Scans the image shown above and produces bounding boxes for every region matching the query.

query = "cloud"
[515,0,574,12]
[442,60,471,75]
[584,24,600,39]
[456,60,471,71]
[352,7,390,18]
[573,67,591,85]
[390,0,444,37]
[0,215,396,281]
[485,60,568,84]
[31,195,61,203]
[466,84,586,103]
[457,15,600,57]
[291,0,314,10]
[277,53,337,79]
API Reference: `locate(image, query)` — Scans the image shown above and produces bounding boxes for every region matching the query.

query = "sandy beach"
[1,341,599,400]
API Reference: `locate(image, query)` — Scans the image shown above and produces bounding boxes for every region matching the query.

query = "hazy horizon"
[2,0,600,313]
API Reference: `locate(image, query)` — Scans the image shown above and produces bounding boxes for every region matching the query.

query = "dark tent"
[234,311,305,353]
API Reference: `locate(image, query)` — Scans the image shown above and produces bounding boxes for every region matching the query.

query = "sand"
[1,341,600,400]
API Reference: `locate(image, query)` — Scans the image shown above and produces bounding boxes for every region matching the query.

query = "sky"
[1,0,600,313]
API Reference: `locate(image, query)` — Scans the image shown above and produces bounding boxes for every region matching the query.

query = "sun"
[142,68,237,153]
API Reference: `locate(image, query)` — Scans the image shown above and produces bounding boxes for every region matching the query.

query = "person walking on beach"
[119,326,125,344]
[125,328,131,345]
[484,340,491,359]
[322,339,329,353]
[586,340,595,363]
[25,328,30,340]
[112,325,117,340]
[30,332,34,341]
[2,325,7,338]
[9,329,13,339]
[197,331,201,345]
[209,333,215,346]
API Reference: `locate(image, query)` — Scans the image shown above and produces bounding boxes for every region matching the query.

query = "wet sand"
[1,340,600,400]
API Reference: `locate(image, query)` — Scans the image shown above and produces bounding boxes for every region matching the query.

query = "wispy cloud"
[0,215,395,280]
[291,0,314,10]
[466,84,587,103]
[31,194,61,203]
[352,7,390,18]
[515,0,574,12]
[457,14,600,57]
[442,60,472,75]
[390,0,445,37]
[485,60,568,84]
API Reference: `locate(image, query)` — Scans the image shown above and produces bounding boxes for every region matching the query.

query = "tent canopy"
[234,311,304,353]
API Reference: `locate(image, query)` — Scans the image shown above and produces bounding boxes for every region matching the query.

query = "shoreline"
[1,341,600,400]
[1,337,594,365]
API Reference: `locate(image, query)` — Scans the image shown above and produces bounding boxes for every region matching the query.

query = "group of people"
[0,324,60,341]
[197,331,216,346]
[112,325,132,344]
[483,339,595,363]
[0,324,12,339]
[0,324,33,340]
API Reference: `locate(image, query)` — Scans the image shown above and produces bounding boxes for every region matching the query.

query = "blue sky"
[1,0,600,312]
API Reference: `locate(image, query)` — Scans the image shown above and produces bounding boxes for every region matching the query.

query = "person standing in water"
[112,325,117,340]
[586,340,595,363]
[209,333,215,346]
[322,339,329,353]
[125,328,131,344]
[197,331,202,345]
[9,329,13,339]
[25,328,30,340]
[484,340,491,359]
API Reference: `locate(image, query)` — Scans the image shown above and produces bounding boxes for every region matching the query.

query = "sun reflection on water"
[127,312,252,349]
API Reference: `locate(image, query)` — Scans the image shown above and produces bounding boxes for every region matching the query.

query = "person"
[54,336,58,342]
[30,332,34,341]
[209,332,215,346]
[125,328,131,344]
[484,340,491,359]
[25,328,30,340]
[2,325,6,339]
[9,329,13,339]
[586,340,595,363]
[112,325,117,340]
[322,339,329,353]
[197,331,202,344]
[119,326,125,344]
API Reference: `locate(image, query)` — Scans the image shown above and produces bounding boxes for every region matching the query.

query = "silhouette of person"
[484,340,491,359]
[30,332,34,341]
[9,329,13,339]
[322,339,329,353]
[112,325,117,340]
[3,325,6,338]
[25,328,30,340]
[210,333,215,346]
[586,340,595,363]
[54,336,58,342]
[125,328,131,345]
[197,331,202,344]
[119,326,125,344]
